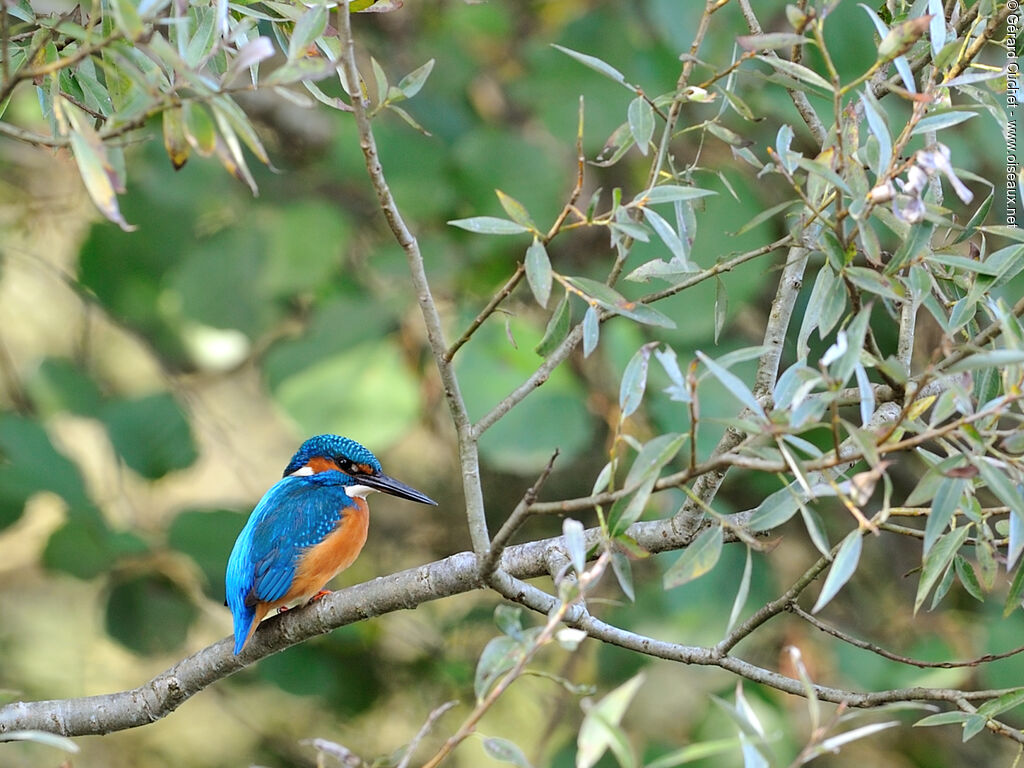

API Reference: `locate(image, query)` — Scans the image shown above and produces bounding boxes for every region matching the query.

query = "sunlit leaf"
[66,106,134,231]
[627,96,654,155]
[582,305,600,357]
[396,58,435,98]
[756,54,833,92]
[696,351,765,419]
[663,525,723,589]
[915,525,972,613]
[288,2,328,60]
[577,673,645,768]
[525,238,552,308]
[162,106,190,170]
[812,530,862,613]
[483,737,534,768]
[910,110,977,136]
[497,189,536,229]
[552,44,628,87]
[619,342,659,419]
[448,216,530,235]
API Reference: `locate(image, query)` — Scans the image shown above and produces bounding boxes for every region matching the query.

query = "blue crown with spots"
[282,434,382,477]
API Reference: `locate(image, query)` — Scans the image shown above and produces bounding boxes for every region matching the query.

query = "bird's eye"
[336,458,354,473]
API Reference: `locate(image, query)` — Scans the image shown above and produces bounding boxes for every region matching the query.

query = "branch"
[790,604,1024,670]
[0,512,707,738]
[334,3,491,554]
[737,0,827,146]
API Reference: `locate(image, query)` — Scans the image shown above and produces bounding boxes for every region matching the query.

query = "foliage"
[0,0,1021,767]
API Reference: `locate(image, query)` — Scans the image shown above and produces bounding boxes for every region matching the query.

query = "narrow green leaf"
[910,110,977,136]
[924,477,965,554]
[843,265,905,301]
[623,432,686,488]
[396,58,434,98]
[962,714,988,742]
[737,32,811,50]
[915,526,972,613]
[608,474,656,537]
[812,529,862,613]
[474,635,520,701]
[185,7,218,68]
[212,95,271,164]
[611,550,635,602]
[496,190,535,229]
[66,107,134,232]
[524,239,552,308]
[288,2,328,61]
[577,673,645,768]
[663,525,724,589]
[551,44,628,87]
[448,216,530,235]
[975,460,1024,522]
[914,711,974,727]
[0,730,80,752]
[619,342,658,418]
[644,738,745,768]
[633,185,717,205]
[535,292,570,357]
[162,106,189,169]
[756,54,833,91]
[627,96,654,155]
[183,102,217,156]
[483,737,533,768]
[954,555,984,602]
[371,56,389,101]
[747,485,801,531]
[726,547,753,632]
[714,277,727,344]
[794,155,852,194]
[110,0,143,38]
[947,350,1024,374]
[582,305,599,357]
[859,89,892,177]
[563,518,586,574]
[1005,561,1024,617]
[642,207,686,261]
[696,351,766,419]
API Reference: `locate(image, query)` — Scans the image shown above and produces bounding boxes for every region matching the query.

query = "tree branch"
[335,3,491,554]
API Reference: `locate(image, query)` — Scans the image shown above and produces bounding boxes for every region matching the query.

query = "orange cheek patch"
[306,456,341,474]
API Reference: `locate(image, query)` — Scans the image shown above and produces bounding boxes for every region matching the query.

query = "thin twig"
[479,450,560,578]
[444,264,525,362]
[790,604,1024,670]
[395,700,457,768]
[737,0,827,146]
[335,2,491,555]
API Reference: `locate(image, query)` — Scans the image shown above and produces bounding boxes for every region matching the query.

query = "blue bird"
[225,434,436,654]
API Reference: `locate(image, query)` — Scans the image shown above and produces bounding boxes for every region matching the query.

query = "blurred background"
[0,0,1018,766]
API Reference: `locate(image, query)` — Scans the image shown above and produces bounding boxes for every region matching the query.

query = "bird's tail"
[229,598,257,655]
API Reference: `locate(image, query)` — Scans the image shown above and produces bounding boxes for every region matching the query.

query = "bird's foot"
[306,589,332,605]
[276,605,290,614]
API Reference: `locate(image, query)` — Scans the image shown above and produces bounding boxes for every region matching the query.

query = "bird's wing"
[229,476,352,607]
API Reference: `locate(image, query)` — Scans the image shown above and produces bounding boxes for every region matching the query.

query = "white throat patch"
[290,466,315,477]
[344,484,376,499]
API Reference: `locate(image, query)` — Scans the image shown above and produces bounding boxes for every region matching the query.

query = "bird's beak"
[355,470,437,505]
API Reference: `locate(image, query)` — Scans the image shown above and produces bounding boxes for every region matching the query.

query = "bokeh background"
[0,0,1018,766]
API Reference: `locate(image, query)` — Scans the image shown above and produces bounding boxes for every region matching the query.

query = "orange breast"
[284,498,370,604]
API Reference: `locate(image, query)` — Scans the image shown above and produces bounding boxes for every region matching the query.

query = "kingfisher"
[225,434,436,654]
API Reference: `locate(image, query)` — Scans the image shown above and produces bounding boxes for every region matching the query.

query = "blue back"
[226,474,358,653]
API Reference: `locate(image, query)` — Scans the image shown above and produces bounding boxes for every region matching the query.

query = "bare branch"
[790,604,1024,670]
[334,3,491,554]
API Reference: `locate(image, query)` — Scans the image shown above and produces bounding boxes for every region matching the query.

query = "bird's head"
[284,434,437,505]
